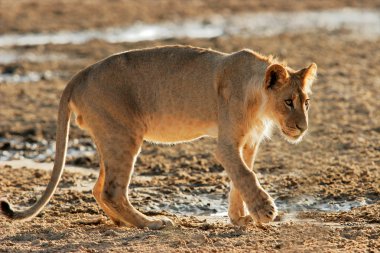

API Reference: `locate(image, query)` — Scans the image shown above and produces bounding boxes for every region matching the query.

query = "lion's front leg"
[228,182,253,226]
[216,140,277,225]
[228,141,258,225]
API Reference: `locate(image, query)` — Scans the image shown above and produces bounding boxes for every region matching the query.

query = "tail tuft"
[0,200,14,218]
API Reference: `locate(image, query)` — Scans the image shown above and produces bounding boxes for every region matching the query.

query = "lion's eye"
[305,99,310,110]
[285,99,293,107]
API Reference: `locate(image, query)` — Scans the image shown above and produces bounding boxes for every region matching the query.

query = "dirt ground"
[0,0,379,252]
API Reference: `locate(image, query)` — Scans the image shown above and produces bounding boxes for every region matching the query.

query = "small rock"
[191,234,207,242]
[104,230,118,237]
[213,241,224,247]
[234,241,245,247]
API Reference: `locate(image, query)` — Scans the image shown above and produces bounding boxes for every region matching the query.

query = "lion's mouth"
[276,122,306,143]
[281,127,302,139]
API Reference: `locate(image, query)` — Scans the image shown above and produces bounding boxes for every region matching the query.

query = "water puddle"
[275,196,374,212]
[0,137,96,163]
[0,71,66,84]
[136,188,228,216]
[0,8,379,47]
[0,50,69,64]
[0,50,69,84]
[210,197,375,218]
[0,159,98,176]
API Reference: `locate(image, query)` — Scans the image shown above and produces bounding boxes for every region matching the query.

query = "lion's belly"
[144,116,218,143]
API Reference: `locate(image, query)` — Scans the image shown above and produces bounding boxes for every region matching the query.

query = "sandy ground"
[0,0,380,252]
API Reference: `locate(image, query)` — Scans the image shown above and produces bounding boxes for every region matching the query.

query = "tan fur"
[0,45,317,229]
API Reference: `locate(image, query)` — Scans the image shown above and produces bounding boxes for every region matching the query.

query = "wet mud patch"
[0,137,97,167]
[0,71,65,84]
[0,163,229,218]
[299,204,380,224]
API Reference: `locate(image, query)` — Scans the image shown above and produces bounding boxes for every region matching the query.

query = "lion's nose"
[296,123,307,132]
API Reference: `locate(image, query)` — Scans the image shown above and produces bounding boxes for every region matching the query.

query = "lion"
[0,45,317,229]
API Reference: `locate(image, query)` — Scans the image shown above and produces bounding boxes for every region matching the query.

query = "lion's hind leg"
[94,127,174,229]
[92,157,126,226]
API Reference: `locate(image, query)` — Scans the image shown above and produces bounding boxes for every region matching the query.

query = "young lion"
[1,45,317,229]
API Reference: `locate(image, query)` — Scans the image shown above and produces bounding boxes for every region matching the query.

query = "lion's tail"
[0,76,76,220]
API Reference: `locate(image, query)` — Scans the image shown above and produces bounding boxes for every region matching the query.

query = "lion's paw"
[230,215,253,226]
[249,189,277,224]
[146,217,175,230]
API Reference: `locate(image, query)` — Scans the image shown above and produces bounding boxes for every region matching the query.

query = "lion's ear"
[265,64,289,90]
[298,63,317,92]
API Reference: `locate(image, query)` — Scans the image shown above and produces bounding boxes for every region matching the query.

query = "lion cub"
[1,45,317,229]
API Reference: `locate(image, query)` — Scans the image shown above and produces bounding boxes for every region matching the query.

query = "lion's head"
[264,62,317,143]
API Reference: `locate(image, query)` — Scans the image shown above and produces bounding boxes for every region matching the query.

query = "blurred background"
[0,0,379,251]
